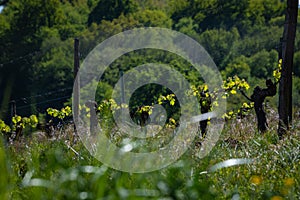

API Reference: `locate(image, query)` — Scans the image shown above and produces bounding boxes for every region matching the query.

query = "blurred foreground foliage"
[0,111,299,199]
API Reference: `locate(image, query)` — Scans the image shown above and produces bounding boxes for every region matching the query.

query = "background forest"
[0,0,300,120]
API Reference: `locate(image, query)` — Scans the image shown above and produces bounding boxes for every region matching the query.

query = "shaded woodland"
[0,0,300,121]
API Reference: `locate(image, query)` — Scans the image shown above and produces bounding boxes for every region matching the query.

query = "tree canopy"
[0,0,299,119]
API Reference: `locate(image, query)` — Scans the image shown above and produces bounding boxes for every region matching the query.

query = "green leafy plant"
[157,94,176,106]
[273,59,282,83]
[12,115,38,129]
[222,102,254,120]
[47,106,72,120]
[189,76,251,119]
[0,120,11,135]
[97,99,127,114]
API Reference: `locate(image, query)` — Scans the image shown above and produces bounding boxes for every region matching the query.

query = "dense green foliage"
[0,0,299,119]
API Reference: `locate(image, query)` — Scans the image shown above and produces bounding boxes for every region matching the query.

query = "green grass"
[0,111,299,200]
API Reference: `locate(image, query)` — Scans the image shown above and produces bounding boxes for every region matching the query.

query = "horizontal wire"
[17,95,71,110]
[0,95,71,116]
[14,87,73,103]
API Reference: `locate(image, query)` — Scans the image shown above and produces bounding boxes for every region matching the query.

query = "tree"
[0,0,63,118]
[222,56,251,80]
[88,0,137,25]
[0,0,8,6]
[248,50,278,78]
[199,28,240,69]
[0,0,86,118]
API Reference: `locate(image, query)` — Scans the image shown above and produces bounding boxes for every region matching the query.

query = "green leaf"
[170,99,175,106]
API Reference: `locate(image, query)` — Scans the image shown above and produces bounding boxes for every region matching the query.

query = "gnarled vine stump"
[241,79,277,132]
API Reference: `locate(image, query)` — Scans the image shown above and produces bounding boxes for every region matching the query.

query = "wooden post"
[278,0,298,137]
[74,38,80,131]
[278,37,283,61]
[120,70,125,123]
[10,100,16,121]
[10,100,22,140]
[119,70,125,104]
[86,100,98,134]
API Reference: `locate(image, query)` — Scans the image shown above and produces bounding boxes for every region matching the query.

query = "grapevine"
[97,99,128,114]
[0,75,260,138]
[12,115,38,130]
[0,120,11,134]
[222,102,254,120]
[137,94,177,125]
[189,75,251,119]
[47,106,72,120]
[273,59,282,83]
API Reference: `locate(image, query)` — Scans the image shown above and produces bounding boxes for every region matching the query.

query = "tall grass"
[0,109,299,199]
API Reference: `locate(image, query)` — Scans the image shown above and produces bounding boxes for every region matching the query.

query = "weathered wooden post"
[86,100,98,134]
[74,38,80,134]
[120,70,125,123]
[10,100,22,140]
[10,100,16,121]
[278,0,298,138]
[10,100,17,139]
